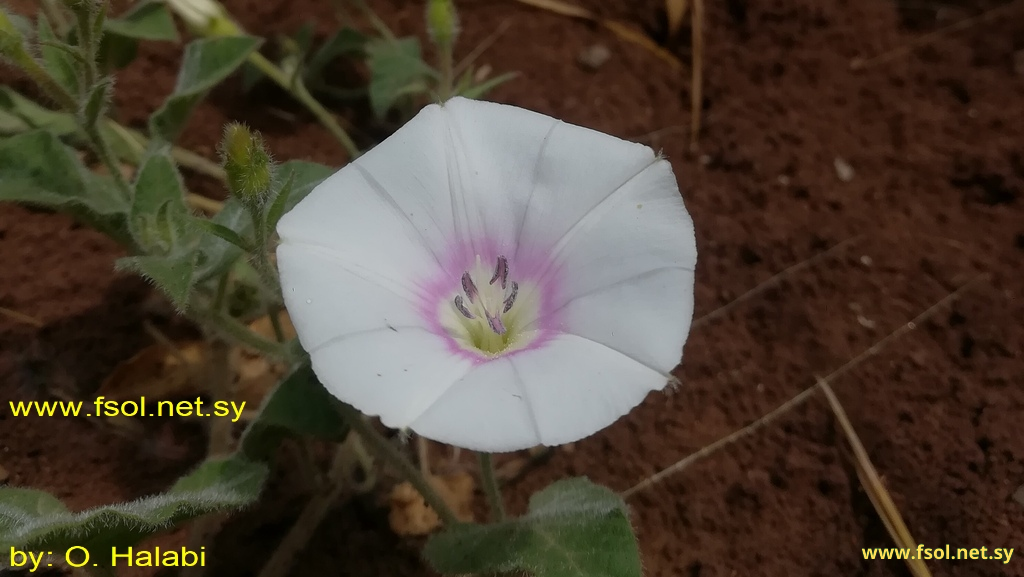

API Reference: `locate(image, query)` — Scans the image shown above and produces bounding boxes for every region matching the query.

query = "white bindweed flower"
[276,97,697,453]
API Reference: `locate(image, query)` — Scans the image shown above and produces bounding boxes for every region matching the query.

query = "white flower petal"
[549,159,696,302]
[410,332,667,452]
[309,329,473,428]
[409,358,540,452]
[439,97,562,251]
[350,104,456,252]
[277,243,427,352]
[511,333,664,447]
[508,107,658,258]
[276,126,446,285]
[556,267,694,373]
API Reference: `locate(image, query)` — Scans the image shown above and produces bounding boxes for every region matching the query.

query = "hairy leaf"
[457,71,519,101]
[36,15,80,99]
[103,0,178,41]
[0,130,131,244]
[305,27,367,85]
[366,37,434,118]
[239,364,349,461]
[424,478,642,577]
[0,456,267,566]
[0,87,142,162]
[150,36,262,142]
[116,250,198,311]
[194,160,332,282]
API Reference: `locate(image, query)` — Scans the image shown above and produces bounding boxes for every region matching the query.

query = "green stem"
[336,403,460,526]
[438,40,454,102]
[268,305,286,342]
[203,310,291,360]
[348,0,396,42]
[84,122,132,200]
[478,452,506,521]
[73,7,97,88]
[212,272,230,311]
[108,120,227,181]
[247,53,360,159]
[15,53,78,111]
[40,0,71,35]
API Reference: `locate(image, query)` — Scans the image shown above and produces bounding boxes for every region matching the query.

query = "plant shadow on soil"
[1,0,1023,576]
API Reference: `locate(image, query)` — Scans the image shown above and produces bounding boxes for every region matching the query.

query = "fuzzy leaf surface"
[0,457,267,566]
[424,478,643,577]
[149,36,262,142]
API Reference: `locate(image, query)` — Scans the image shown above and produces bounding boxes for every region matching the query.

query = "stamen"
[461,272,478,302]
[454,295,474,319]
[487,314,506,335]
[490,255,509,289]
[503,281,519,313]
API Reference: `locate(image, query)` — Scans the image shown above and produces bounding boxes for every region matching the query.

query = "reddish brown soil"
[2,1,1023,576]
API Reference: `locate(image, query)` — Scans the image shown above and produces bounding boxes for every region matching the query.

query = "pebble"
[833,157,855,182]
[578,44,612,71]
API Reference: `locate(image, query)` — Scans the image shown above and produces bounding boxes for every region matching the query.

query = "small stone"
[578,44,611,71]
[860,255,873,266]
[833,157,855,182]
[777,174,791,186]
[699,154,712,166]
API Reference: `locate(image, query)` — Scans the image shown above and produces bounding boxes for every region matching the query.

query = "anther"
[490,255,509,289]
[487,314,506,335]
[454,295,474,319]
[503,281,518,313]
[461,272,478,301]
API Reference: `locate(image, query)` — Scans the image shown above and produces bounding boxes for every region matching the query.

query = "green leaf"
[366,37,434,118]
[264,170,295,231]
[128,149,195,255]
[194,160,332,282]
[150,35,262,143]
[194,218,253,252]
[103,0,178,41]
[131,150,187,218]
[81,76,112,128]
[0,130,131,244]
[424,478,643,577]
[116,250,198,310]
[239,364,348,461]
[304,27,367,85]
[0,456,267,566]
[0,86,69,134]
[0,87,142,162]
[36,15,80,98]
[458,71,519,101]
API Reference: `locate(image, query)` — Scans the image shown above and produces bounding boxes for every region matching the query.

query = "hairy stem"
[257,444,353,577]
[336,403,460,526]
[247,53,359,159]
[478,452,506,521]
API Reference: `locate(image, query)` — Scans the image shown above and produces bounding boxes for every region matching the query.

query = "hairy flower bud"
[426,0,459,47]
[221,122,273,204]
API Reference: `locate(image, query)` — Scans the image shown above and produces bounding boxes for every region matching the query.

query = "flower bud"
[221,122,273,204]
[166,0,242,36]
[426,0,459,48]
